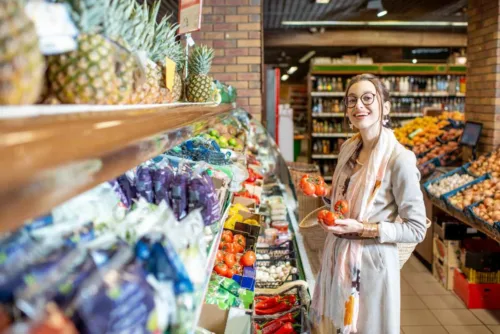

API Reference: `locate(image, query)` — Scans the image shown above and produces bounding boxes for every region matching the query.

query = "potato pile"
[428,173,475,197]
[468,148,500,178]
[448,178,500,210]
[472,194,500,224]
[417,142,459,164]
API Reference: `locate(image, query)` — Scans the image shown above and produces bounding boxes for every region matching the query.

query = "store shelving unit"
[307,63,467,179]
[0,103,234,233]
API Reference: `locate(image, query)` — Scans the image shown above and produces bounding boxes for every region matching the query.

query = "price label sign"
[178,0,203,35]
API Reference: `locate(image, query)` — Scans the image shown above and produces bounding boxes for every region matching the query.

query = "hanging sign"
[178,0,203,35]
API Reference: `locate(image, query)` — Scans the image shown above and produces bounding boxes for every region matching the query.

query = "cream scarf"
[311,127,399,334]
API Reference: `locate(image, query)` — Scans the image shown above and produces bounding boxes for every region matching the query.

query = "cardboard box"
[433,234,460,267]
[234,211,263,238]
[232,196,256,211]
[433,255,455,290]
[453,268,500,309]
[198,304,251,334]
[434,220,467,241]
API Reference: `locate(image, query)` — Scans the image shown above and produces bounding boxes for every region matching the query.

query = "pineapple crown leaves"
[103,0,134,43]
[150,14,185,69]
[119,0,158,54]
[59,0,108,34]
[188,45,215,76]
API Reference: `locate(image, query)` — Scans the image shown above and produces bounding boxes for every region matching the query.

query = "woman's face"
[346,80,389,131]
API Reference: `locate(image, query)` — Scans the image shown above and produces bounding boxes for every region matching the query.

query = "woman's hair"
[343,73,391,129]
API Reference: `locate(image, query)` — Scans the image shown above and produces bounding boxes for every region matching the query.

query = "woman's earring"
[348,122,354,130]
[383,115,389,126]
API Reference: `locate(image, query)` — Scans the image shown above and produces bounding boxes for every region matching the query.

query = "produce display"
[417,142,459,164]
[427,173,475,197]
[447,178,500,210]
[299,175,327,197]
[467,147,500,178]
[472,195,500,225]
[3,0,239,107]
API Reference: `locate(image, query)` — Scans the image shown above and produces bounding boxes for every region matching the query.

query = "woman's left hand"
[320,219,363,235]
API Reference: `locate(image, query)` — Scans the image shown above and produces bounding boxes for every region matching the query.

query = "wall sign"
[178,0,203,35]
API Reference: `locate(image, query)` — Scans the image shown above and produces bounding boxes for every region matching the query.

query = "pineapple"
[0,0,45,105]
[103,0,138,104]
[121,0,162,104]
[150,15,185,103]
[47,0,120,104]
[186,45,215,103]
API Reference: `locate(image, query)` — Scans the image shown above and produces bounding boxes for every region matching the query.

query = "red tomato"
[214,263,228,276]
[224,253,236,268]
[216,250,224,262]
[300,175,316,196]
[233,242,244,253]
[222,243,236,254]
[324,211,339,226]
[240,251,256,267]
[232,263,243,274]
[334,200,349,216]
[222,230,233,243]
[219,242,225,250]
[317,209,329,223]
[226,268,235,278]
[315,183,326,197]
[233,234,246,247]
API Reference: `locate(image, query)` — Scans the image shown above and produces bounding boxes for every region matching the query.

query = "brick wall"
[466,0,500,152]
[192,0,263,121]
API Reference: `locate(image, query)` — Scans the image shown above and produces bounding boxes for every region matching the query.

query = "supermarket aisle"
[401,256,500,334]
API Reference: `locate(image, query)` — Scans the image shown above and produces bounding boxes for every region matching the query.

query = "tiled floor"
[401,256,500,334]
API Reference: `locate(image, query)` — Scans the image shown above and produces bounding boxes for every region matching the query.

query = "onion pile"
[468,148,500,178]
[449,178,500,209]
[472,194,500,224]
[428,173,475,197]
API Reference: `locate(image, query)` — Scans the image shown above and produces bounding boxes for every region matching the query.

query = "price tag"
[25,1,79,55]
[164,57,176,91]
[178,0,203,35]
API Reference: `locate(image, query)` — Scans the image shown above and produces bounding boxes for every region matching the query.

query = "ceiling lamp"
[377,9,387,17]
[367,0,387,17]
[315,0,330,3]
[299,51,316,63]
[287,66,298,74]
[281,74,289,81]
[282,20,467,27]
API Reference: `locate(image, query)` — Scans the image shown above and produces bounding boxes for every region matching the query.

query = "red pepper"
[263,313,295,329]
[274,322,295,334]
[255,296,269,302]
[255,302,293,315]
[283,295,297,305]
[255,296,280,310]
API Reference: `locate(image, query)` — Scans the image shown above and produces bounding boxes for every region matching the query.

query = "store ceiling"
[264,0,468,30]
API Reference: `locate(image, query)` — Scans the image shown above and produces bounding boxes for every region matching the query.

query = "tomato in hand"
[240,251,256,267]
[233,234,246,247]
[324,211,339,226]
[317,209,329,223]
[300,175,316,196]
[214,263,228,276]
[334,200,349,216]
[315,183,326,197]
[224,253,236,267]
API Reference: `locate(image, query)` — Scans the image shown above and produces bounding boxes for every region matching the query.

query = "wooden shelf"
[312,113,344,118]
[0,103,234,233]
[312,133,354,138]
[311,63,466,75]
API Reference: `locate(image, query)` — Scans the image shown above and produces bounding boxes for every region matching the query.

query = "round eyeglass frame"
[344,92,376,108]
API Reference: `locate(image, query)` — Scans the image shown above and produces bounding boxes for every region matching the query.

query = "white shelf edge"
[311,154,339,159]
[192,196,233,333]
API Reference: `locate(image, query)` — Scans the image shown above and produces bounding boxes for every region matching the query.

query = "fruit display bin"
[257,240,296,259]
[252,305,311,334]
[461,264,500,284]
[466,152,493,178]
[442,174,491,223]
[466,200,500,234]
[437,147,462,167]
[223,228,257,252]
[423,164,474,211]
[418,157,441,178]
[254,283,311,312]
[255,257,300,289]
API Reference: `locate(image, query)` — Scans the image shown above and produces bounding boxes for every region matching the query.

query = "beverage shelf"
[311,91,465,98]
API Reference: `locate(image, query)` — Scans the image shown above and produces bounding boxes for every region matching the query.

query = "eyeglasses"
[344,93,376,108]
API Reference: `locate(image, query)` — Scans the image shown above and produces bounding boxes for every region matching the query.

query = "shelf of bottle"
[312,154,339,159]
[311,91,465,98]
[312,112,423,118]
[312,133,354,138]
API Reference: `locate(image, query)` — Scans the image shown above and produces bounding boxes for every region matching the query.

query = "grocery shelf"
[323,176,333,181]
[311,133,354,138]
[433,202,500,243]
[311,63,466,75]
[311,91,465,98]
[311,154,339,159]
[0,103,234,233]
[391,113,424,118]
[312,113,344,118]
[192,198,233,333]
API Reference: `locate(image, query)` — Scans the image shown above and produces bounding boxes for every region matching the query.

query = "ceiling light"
[287,66,298,74]
[315,0,330,3]
[377,10,387,17]
[281,74,289,81]
[412,59,417,64]
[299,51,316,63]
[281,20,467,27]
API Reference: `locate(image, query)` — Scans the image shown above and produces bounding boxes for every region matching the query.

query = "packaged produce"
[188,172,221,226]
[136,166,155,204]
[170,173,189,221]
[152,165,175,206]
